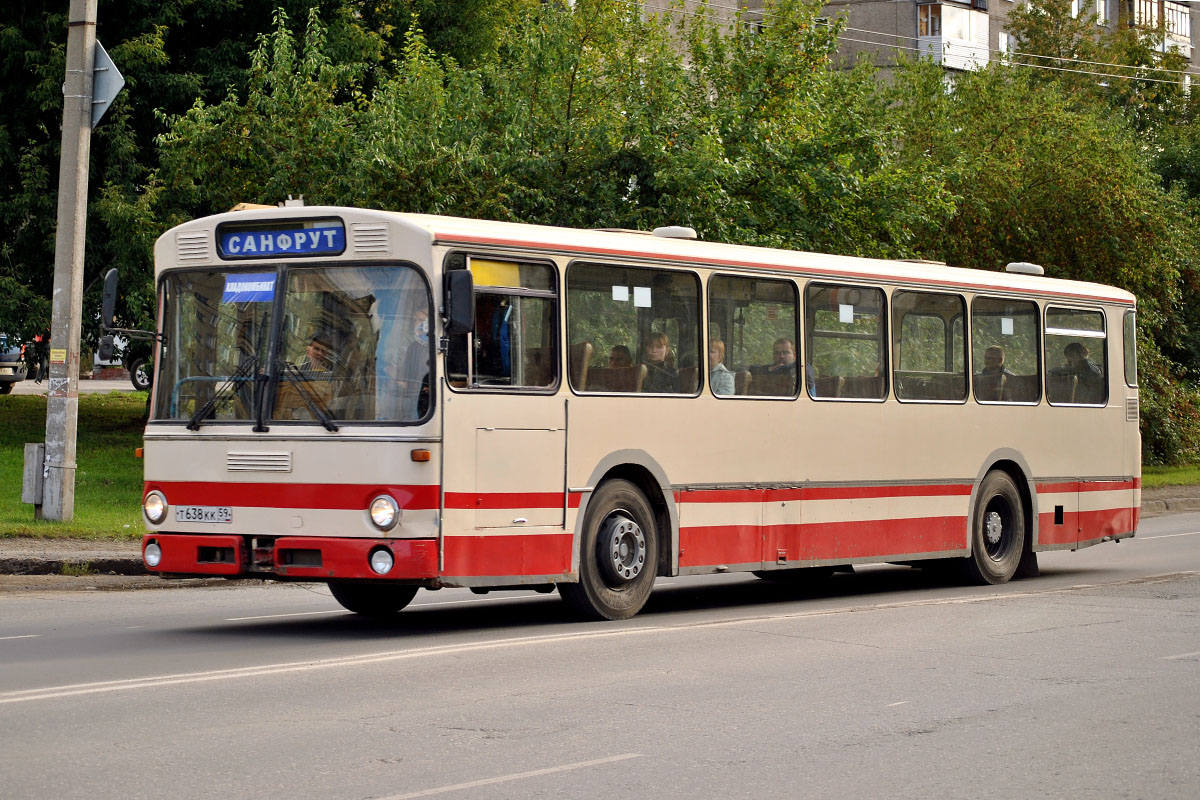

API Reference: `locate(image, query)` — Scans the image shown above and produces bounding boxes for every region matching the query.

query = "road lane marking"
[380,754,642,799]
[4,571,1195,706]
[887,701,910,707]
[1162,650,1200,660]
[0,635,40,641]
[1139,531,1200,540]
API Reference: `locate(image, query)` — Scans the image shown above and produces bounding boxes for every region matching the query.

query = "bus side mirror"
[101,268,118,330]
[97,335,114,362]
[444,270,475,335]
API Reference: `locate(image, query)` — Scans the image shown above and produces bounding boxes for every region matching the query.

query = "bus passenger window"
[446,257,558,390]
[708,275,798,398]
[892,291,967,402]
[971,297,1040,404]
[1045,307,1106,406]
[805,284,886,400]
[567,262,700,395]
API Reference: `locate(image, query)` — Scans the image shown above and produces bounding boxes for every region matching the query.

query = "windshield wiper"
[278,361,339,432]
[186,356,259,430]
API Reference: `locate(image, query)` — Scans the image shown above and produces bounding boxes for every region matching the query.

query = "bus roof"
[157,207,1137,306]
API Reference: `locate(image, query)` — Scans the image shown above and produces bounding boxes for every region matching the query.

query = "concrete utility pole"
[41,0,98,521]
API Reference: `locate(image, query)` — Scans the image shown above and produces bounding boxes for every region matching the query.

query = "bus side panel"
[1035,479,1138,549]
[678,488,763,569]
[440,528,574,580]
[676,484,970,571]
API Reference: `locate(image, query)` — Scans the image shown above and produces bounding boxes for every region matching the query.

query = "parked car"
[0,333,27,394]
[123,339,153,391]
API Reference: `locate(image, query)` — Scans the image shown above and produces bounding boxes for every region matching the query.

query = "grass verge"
[1142,464,1200,489]
[1,393,146,539]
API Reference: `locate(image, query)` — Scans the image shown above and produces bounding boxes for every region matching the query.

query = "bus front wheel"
[560,479,658,621]
[329,582,418,617]
[964,471,1026,585]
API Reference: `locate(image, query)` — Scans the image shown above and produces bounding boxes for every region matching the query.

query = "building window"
[1070,0,1080,18]
[1095,0,1107,24]
[919,4,942,38]
[998,31,1014,61]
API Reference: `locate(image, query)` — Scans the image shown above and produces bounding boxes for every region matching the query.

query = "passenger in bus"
[709,339,735,395]
[1052,342,1104,403]
[641,331,679,393]
[301,334,335,374]
[752,337,797,377]
[609,345,633,368]
[976,344,1014,401]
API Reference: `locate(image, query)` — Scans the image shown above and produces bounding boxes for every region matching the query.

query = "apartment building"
[822,0,1199,77]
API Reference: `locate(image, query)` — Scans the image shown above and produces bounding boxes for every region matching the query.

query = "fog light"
[369,548,394,575]
[143,492,168,524]
[369,495,399,531]
[144,541,163,568]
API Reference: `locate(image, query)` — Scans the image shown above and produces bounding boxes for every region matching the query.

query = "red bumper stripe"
[142,533,437,580]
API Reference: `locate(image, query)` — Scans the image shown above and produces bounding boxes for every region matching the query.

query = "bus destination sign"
[219,224,346,259]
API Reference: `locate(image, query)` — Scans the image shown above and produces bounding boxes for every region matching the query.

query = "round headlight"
[369,547,394,575]
[143,491,168,524]
[144,541,163,568]
[369,495,399,531]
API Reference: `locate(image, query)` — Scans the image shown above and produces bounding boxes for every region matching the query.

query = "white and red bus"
[128,205,1139,619]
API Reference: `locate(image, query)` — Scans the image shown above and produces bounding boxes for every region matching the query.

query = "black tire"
[129,357,152,391]
[560,479,658,621]
[0,383,12,395]
[964,471,1026,585]
[752,566,835,583]
[328,582,418,617]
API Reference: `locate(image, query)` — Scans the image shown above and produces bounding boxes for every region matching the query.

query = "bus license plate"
[175,505,233,524]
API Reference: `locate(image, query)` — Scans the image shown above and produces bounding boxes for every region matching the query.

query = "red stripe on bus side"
[1036,479,1140,494]
[801,484,973,500]
[678,516,968,568]
[442,533,574,577]
[444,492,581,510]
[145,481,440,510]
[679,484,972,504]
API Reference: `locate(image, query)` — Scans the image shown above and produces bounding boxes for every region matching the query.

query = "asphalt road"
[2,515,1199,800]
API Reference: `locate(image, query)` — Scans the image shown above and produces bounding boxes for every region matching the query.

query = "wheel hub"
[600,513,646,583]
[985,510,1004,546]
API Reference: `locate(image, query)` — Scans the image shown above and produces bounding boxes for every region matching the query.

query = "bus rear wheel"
[328,582,418,617]
[560,479,658,621]
[964,471,1025,585]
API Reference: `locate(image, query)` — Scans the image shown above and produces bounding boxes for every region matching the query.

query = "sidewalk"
[1,486,1196,580]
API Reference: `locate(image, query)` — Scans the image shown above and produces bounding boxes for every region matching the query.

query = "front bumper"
[142,534,438,581]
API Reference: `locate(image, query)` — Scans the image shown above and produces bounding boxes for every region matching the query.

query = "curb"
[0,557,145,576]
[1141,498,1200,518]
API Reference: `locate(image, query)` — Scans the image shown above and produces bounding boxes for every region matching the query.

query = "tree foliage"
[7,0,1200,462]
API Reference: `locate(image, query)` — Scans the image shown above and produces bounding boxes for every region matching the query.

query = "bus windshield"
[154,265,432,425]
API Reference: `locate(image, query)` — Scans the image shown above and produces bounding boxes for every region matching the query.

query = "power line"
[841,24,1196,78]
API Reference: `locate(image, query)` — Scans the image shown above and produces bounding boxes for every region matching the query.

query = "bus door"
[439,257,568,578]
